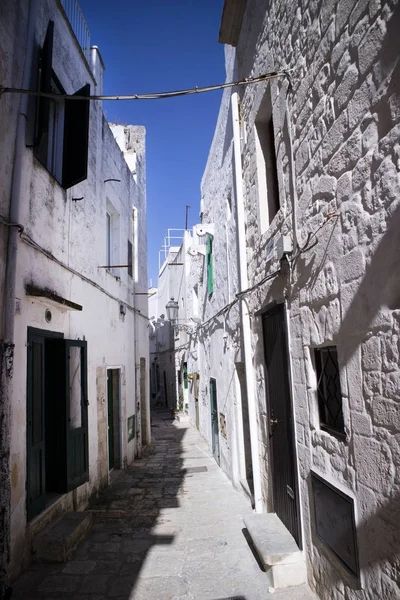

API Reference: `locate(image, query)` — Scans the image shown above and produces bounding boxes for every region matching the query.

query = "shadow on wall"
[321,0,400,367]
[338,198,400,367]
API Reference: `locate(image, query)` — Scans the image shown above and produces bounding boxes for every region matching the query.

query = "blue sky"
[78,0,225,285]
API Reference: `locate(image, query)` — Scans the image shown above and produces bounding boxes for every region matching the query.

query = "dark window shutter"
[62,84,90,189]
[128,240,133,277]
[34,21,54,158]
[65,339,89,491]
[26,332,46,520]
[206,234,214,297]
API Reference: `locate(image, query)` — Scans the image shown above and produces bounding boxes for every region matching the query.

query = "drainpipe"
[0,1,38,596]
[231,92,263,513]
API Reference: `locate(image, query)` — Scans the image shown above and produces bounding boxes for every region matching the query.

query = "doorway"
[262,305,301,547]
[107,368,121,471]
[27,328,89,521]
[210,378,220,464]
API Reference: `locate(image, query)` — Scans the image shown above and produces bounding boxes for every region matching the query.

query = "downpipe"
[0,1,38,597]
[231,92,263,513]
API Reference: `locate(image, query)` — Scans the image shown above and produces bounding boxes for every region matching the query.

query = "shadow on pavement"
[11,407,188,599]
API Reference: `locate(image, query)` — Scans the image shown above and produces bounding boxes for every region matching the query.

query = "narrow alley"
[11,410,315,600]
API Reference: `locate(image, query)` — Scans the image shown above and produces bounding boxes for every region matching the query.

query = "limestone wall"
[198,0,400,597]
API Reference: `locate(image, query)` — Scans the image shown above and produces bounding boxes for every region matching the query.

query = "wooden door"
[262,305,301,547]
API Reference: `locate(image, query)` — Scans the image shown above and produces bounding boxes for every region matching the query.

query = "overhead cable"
[0,69,291,101]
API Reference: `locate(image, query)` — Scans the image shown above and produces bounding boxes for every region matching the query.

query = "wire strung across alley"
[0,69,292,101]
[194,213,340,335]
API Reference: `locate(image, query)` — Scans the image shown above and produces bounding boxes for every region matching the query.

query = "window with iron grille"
[314,346,345,437]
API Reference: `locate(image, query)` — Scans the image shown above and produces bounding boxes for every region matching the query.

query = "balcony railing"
[60,0,91,64]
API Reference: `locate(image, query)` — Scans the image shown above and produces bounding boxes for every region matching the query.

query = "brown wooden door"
[262,305,301,547]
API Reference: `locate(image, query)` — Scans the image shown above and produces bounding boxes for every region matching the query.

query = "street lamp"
[165,297,179,322]
[165,297,197,335]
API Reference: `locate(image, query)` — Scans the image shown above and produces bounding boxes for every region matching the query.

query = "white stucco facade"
[186,1,400,599]
[0,0,149,584]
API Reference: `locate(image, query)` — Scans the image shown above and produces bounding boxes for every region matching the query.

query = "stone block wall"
[231,0,400,598]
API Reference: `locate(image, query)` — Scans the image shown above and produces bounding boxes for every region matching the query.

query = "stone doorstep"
[243,513,306,589]
[32,512,92,564]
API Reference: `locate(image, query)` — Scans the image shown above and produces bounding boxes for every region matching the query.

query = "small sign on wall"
[127,415,135,442]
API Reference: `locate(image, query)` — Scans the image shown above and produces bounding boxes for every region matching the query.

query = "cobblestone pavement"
[12,409,317,600]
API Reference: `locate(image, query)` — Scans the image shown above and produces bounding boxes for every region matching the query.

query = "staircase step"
[243,513,306,589]
[32,512,92,563]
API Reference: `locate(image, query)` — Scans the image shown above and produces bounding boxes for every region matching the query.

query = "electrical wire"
[19,229,149,319]
[0,69,292,102]
[0,214,24,233]
[194,214,339,333]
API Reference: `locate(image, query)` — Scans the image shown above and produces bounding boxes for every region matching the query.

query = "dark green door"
[210,378,220,464]
[107,371,114,470]
[27,333,46,520]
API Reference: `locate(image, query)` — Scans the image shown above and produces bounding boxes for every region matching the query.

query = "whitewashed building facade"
[0,0,150,592]
[186,0,400,598]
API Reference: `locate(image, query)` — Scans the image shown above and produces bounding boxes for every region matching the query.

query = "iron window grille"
[314,346,345,438]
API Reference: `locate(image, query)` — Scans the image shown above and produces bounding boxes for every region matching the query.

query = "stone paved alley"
[12,410,316,600]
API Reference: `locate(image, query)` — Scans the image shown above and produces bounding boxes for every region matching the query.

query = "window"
[206,234,214,297]
[105,200,120,275]
[33,21,90,189]
[255,88,280,232]
[106,213,111,266]
[314,346,345,437]
[127,240,133,278]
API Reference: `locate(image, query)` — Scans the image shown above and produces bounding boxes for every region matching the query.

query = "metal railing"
[159,229,189,272]
[60,0,91,64]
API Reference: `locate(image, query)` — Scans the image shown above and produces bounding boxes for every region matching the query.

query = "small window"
[206,234,214,297]
[314,346,345,437]
[127,240,133,278]
[106,213,111,266]
[105,201,120,276]
[255,88,280,232]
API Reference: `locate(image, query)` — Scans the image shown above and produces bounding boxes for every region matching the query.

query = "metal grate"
[185,466,208,473]
[312,472,359,578]
[315,346,345,436]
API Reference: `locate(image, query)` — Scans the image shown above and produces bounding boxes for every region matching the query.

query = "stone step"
[32,512,92,563]
[243,512,307,589]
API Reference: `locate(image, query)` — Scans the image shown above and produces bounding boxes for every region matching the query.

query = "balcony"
[59,0,91,64]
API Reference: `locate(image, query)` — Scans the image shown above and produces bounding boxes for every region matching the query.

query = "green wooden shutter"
[65,340,89,491]
[62,84,90,189]
[206,234,214,297]
[128,240,133,277]
[183,362,188,389]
